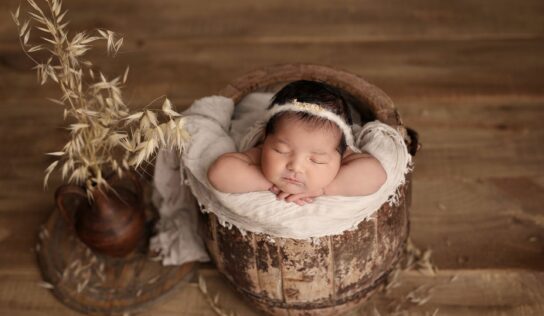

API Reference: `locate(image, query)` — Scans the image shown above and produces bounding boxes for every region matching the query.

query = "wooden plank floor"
[1,0,543,315]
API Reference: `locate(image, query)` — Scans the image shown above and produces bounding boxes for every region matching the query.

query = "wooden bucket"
[198,64,419,315]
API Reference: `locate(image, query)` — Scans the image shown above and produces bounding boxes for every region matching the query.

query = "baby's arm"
[207,147,273,193]
[323,151,387,196]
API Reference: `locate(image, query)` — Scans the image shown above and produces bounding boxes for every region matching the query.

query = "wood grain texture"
[2,0,544,43]
[1,0,543,314]
[200,181,409,315]
[2,39,544,103]
[187,269,544,316]
[35,210,195,316]
[2,268,542,315]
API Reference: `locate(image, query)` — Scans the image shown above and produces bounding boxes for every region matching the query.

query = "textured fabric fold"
[151,93,413,264]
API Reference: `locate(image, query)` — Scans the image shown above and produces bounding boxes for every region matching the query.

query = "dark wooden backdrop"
[1,0,543,315]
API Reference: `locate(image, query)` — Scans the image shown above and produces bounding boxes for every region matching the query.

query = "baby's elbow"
[375,161,387,189]
[356,158,387,195]
[367,159,387,194]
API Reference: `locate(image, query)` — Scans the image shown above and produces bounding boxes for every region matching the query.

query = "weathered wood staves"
[198,64,418,315]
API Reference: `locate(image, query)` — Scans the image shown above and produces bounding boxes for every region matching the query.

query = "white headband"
[266,99,358,152]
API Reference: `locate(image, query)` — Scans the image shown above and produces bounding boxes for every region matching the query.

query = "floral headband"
[266,99,358,152]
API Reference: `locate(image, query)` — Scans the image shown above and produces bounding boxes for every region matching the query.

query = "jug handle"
[55,184,87,229]
[107,170,144,206]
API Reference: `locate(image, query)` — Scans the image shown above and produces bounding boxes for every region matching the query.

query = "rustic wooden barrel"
[199,64,419,315]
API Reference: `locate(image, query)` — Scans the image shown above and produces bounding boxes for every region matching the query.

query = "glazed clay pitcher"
[55,171,146,257]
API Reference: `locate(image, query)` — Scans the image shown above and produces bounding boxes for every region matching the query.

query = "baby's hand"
[269,185,322,206]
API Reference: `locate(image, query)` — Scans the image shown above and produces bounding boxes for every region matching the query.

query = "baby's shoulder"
[343,151,385,174]
[342,149,372,163]
[240,146,262,165]
[353,153,386,179]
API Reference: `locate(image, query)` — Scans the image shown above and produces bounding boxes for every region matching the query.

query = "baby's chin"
[273,181,308,195]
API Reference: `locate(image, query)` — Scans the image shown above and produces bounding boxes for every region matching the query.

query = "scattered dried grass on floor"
[374,238,440,315]
[198,274,238,316]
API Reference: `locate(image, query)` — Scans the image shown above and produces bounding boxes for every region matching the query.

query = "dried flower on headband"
[11,0,189,196]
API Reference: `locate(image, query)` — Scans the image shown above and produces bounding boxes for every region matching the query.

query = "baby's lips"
[283,177,305,186]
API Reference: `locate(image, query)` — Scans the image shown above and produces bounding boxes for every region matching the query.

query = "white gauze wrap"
[151,93,414,264]
[187,94,413,239]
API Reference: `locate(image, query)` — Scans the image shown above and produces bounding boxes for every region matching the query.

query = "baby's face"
[261,117,342,194]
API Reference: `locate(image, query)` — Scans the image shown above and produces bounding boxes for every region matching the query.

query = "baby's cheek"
[311,166,339,188]
[261,160,280,182]
[260,163,273,182]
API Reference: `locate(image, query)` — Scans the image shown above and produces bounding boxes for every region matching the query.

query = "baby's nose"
[286,157,304,172]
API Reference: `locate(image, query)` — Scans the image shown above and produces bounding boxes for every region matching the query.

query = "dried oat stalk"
[198,274,238,316]
[12,0,189,195]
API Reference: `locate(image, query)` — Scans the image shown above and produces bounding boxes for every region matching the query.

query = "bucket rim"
[217,63,402,127]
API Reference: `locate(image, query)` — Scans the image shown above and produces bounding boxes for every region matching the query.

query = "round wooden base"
[36,209,195,316]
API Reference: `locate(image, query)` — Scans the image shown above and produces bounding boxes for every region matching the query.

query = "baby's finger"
[277,191,290,200]
[304,197,313,203]
[269,186,280,194]
[286,194,305,202]
[294,200,305,206]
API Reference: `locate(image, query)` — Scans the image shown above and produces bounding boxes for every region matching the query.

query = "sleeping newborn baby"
[207,80,387,206]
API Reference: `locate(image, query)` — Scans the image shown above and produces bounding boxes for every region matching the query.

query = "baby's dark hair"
[265,80,352,155]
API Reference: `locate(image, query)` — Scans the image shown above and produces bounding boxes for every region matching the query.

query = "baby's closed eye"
[310,159,328,164]
[310,157,329,165]
[273,148,290,154]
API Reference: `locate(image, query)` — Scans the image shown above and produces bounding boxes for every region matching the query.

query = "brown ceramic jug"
[55,171,146,257]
